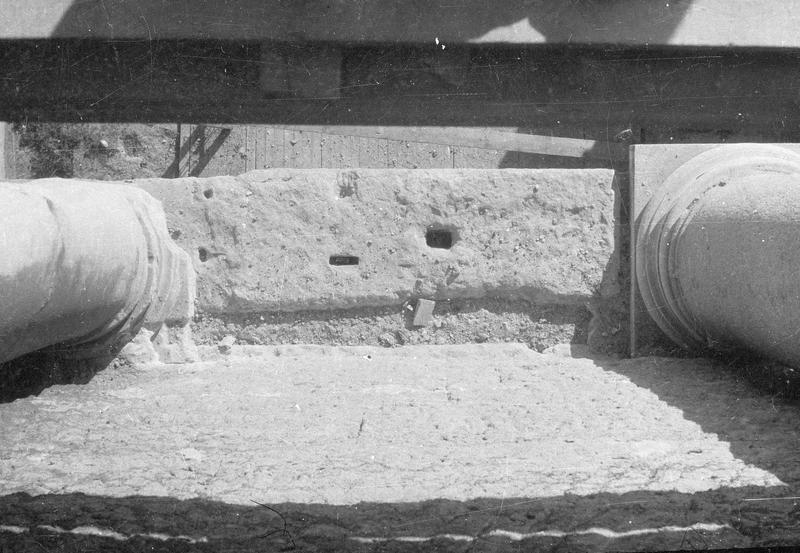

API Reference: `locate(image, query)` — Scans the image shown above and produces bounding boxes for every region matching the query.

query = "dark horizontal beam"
[2,97,791,130]
[1,41,797,145]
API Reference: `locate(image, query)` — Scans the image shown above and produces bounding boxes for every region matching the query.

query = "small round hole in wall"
[198,247,209,262]
[203,188,214,199]
[426,228,454,249]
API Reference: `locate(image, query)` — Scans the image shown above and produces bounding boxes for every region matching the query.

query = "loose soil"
[192,297,594,352]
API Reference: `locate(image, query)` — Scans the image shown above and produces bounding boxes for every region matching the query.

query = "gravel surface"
[192,298,599,352]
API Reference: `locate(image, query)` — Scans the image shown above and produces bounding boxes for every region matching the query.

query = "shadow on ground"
[0,485,792,552]
[595,353,800,486]
[0,350,117,404]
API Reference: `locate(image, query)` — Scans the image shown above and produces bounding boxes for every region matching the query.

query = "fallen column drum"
[636,144,800,367]
[0,179,194,365]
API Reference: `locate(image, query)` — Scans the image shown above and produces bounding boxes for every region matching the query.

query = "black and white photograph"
[2,1,800,551]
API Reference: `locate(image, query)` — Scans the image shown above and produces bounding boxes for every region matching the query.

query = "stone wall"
[135,169,618,313]
[5,124,629,354]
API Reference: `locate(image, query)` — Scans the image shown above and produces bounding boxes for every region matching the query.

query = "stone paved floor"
[2,344,800,551]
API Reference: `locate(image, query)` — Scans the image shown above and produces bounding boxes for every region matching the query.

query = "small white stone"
[179,447,203,462]
[218,335,236,354]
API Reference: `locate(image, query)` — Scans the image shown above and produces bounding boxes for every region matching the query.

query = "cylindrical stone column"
[0,180,195,365]
[636,144,800,366]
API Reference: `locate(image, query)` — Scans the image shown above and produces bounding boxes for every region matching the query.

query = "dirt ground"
[3,345,800,551]
[192,298,597,352]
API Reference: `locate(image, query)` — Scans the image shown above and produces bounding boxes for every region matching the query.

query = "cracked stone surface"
[0,344,783,503]
[2,344,800,550]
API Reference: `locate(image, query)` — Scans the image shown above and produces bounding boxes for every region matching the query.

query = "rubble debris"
[395,329,412,345]
[218,335,236,355]
[378,333,397,348]
[119,328,159,364]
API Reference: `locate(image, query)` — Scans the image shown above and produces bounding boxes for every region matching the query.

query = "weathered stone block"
[136,168,618,315]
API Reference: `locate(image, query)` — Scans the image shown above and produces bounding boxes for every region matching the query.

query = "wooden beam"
[0,123,10,179]
[278,126,627,162]
[260,46,342,99]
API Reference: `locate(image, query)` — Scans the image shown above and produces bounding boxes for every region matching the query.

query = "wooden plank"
[244,126,257,172]
[5,0,800,49]
[356,136,388,168]
[180,125,244,177]
[202,126,242,177]
[285,46,342,100]
[2,78,775,131]
[452,147,507,169]
[0,122,10,179]
[258,49,290,97]
[280,126,626,162]
[284,129,322,168]
[251,127,266,170]
[387,140,452,169]
[451,126,600,168]
[177,124,195,178]
[321,133,358,168]
[263,128,285,169]
[243,125,285,171]
[503,151,597,169]
[259,46,342,99]
[199,124,625,172]
[170,124,619,173]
